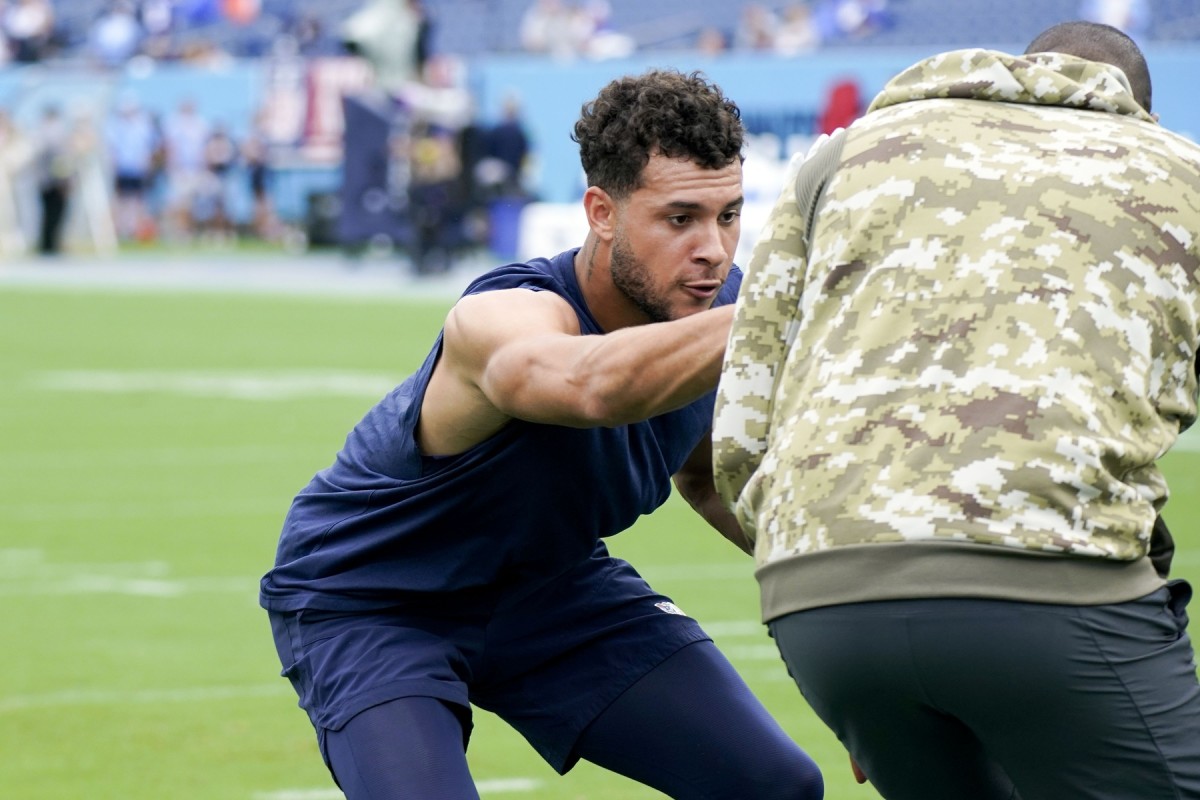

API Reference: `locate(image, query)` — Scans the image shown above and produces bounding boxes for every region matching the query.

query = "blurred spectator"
[813,0,892,43]
[3,0,55,63]
[161,98,211,240]
[453,110,490,248]
[400,53,473,130]
[519,0,565,53]
[89,0,144,68]
[104,93,160,242]
[694,26,729,56]
[734,3,778,51]
[480,94,530,200]
[140,0,173,35]
[241,107,279,240]
[1080,0,1151,42]
[407,121,460,274]
[0,109,34,256]
[399,53,476,270]
[580,0,634,60]
[776,3,820,56]
[519,0,592,59]
[195,120,238,242]
[65,107,118,255]
[138,0,175,59]
[33,104,73,255]
[178,35,233,66]
[476,94,534,260]
[341,0,428,93]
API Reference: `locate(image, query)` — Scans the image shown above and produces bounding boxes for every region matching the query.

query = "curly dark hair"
[572,69,745,199]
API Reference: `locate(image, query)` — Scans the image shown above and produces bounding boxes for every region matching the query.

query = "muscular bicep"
[442,289,605,426]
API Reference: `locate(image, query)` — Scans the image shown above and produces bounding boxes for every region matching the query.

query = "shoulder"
[445,287,580,354]
[452,250,588,334]
[460,251,577,298]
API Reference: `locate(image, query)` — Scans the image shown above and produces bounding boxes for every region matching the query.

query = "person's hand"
[850,754,867,784]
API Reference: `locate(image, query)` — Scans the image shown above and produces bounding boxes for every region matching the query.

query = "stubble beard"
[610,229,673,324]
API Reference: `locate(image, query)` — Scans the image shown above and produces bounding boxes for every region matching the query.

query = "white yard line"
[29,369,400,401]
[0,548,254,597]
[0,683,291,713]
[0,254,483,300]
[1,496,285,522]
[0,443,322,471]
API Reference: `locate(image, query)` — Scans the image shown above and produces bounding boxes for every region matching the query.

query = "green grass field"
[2,274,1198,800]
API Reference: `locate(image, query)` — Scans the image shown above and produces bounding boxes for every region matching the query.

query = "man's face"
[609,153,743,323]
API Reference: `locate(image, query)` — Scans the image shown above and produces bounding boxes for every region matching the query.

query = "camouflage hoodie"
[713,49,1200,621]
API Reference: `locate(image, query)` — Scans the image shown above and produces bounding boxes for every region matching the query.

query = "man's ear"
[582,186,618,241]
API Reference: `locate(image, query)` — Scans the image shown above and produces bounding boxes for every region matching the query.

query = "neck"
[574,234,648,332]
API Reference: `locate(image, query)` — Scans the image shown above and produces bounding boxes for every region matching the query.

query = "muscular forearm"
[565,304,736,426]
[693,492,754,556]
[675,460,754,557]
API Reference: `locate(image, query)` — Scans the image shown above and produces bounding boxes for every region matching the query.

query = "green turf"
[2,284,1197,800]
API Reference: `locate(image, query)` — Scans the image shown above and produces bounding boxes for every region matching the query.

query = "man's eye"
[721,210,742,224]
[668,216,690,226]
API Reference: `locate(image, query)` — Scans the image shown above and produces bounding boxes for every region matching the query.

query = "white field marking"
[0,252,481,299]
[0,683,291,714]
[0,548,253,598]
[30,370,398,401]
[0,444,323,472]
[2,495,286,522]
[252,779,543,800]
[0,574,254,597]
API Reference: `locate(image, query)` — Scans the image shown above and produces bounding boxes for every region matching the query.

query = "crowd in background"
[0,94,283,256]
[0,0,345,67]
[0,0,1160,262]
[0,0,1161,69]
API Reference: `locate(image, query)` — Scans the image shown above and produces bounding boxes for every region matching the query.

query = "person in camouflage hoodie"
[713,21,1200,799]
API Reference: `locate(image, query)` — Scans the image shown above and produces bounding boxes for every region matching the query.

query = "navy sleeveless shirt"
[260,249,743,612]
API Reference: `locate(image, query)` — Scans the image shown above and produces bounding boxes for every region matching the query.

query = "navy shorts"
[268,543,710,772]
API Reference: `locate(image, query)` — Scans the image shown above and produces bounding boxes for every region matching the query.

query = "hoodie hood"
[868,48,1155,124]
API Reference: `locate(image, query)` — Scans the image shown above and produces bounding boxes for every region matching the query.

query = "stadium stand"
[36,0,1200,64]
[2,0,1195,262]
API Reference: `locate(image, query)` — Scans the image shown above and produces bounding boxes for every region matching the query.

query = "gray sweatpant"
[771,583,1200,800]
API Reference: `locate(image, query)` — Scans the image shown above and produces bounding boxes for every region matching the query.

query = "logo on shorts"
[655,601,686,616]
